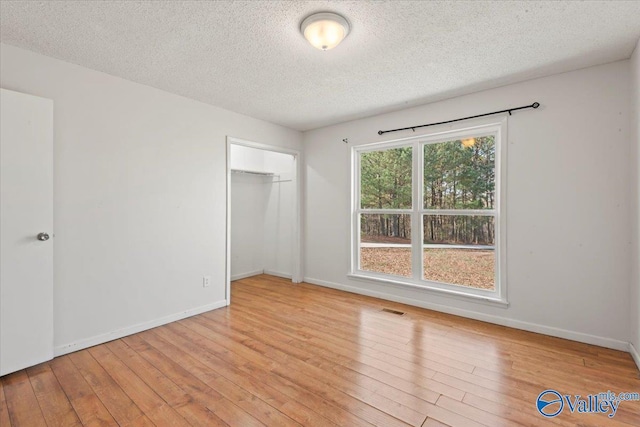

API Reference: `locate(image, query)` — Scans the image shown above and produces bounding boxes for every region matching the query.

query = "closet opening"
[225,137,302,303]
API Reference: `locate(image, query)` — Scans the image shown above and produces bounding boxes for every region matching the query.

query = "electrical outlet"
[203,276,211,288]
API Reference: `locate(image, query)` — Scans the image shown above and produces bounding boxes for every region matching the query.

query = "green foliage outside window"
[360,147,412,209]
[423,136,495,210]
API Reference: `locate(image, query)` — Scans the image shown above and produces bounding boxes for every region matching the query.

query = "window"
[351,119,506,304]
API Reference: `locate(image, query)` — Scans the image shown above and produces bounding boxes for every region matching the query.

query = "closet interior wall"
[230,144,295,281]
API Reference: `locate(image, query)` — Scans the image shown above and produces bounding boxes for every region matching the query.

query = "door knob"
[37,232,50,241]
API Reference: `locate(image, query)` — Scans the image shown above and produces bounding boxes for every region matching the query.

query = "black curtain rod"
[377,102,540,136]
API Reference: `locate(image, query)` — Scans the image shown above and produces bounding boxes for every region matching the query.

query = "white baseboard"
[304,277,629,352]
[54,300,227,357]
[231,270,264,281]
[264,269,292,279]
[630,342,640,371]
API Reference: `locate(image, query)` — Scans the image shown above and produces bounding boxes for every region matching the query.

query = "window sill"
[347,272,509,308]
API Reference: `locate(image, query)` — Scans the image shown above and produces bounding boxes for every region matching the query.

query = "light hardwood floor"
[2,274,639,426]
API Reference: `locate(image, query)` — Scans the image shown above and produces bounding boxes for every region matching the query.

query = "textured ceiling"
[1,1,639,131]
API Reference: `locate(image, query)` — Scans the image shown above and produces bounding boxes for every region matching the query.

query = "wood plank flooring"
[2,274,639,426]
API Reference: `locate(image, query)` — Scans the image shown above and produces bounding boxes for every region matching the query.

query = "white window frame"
[349,117,508,306]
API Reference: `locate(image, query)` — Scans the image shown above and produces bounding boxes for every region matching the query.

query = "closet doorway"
[226,137,302,302]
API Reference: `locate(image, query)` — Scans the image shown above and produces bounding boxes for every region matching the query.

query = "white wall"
[230,144,267,172]
[630,38,640,364]
[0,44,302,354]
[230,173,267,279]
[303,60,632,350]
[263,151,295,277]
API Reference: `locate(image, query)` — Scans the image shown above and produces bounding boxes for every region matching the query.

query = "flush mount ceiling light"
[301,12,350,51]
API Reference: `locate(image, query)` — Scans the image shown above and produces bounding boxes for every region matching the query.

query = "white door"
[0,88,54,376]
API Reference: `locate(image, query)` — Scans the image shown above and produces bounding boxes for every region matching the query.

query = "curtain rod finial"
[532,102,540,108]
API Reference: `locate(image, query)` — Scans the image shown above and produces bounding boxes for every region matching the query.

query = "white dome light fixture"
[301,12,350,51]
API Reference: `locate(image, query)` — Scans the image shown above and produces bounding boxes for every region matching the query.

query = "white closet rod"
[231,169,292,183]
[231,169,275,176]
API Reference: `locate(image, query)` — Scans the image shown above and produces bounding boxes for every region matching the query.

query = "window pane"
[422,215,495,290]
[423,136,495,209]
[360,214,411,278]
[361,147,412,209]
